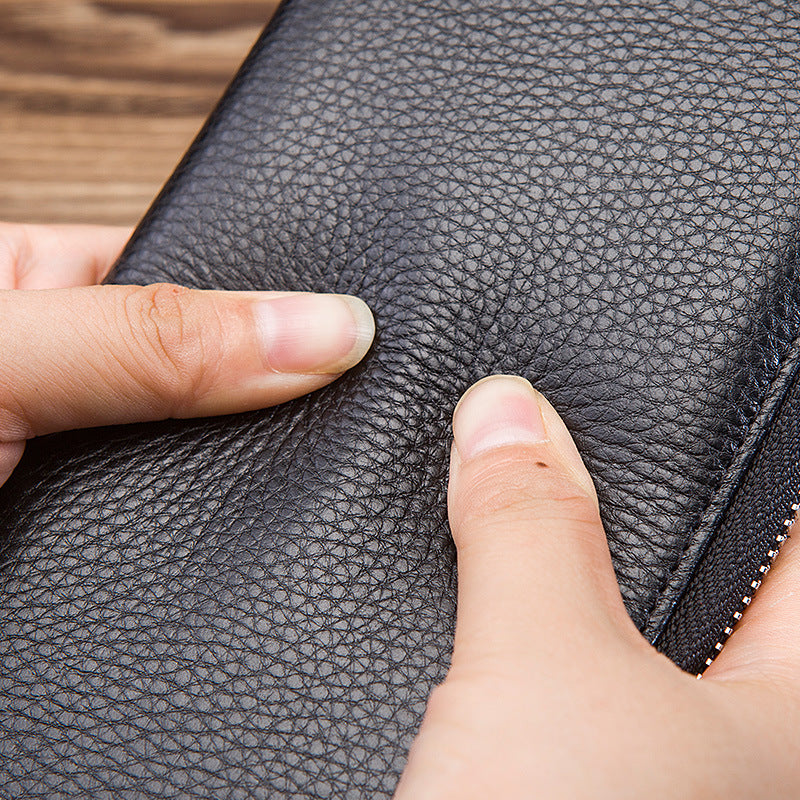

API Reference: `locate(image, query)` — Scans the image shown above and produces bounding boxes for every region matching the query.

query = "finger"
[0,284,374,438]
[0,223,131,290]
[704,521,800,685]
[0,441,25,487]
[447,375,639,669]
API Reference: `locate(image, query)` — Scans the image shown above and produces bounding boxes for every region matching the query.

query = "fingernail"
[254,294,375,374]
[453,375,548,460]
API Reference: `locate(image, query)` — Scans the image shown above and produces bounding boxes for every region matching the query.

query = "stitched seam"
[644,330,800,638]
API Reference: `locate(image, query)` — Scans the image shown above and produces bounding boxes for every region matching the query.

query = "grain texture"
[3,2,800,796]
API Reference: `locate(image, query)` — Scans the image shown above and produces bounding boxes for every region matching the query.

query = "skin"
[395,376,800,798]
[0,222,375,486]
[3,224,799,797]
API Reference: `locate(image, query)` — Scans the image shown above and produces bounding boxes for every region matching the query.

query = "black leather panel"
[2,1,799,795]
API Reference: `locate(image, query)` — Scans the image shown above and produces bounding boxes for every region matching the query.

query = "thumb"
[0,284,374,446]
[446,375,639,671]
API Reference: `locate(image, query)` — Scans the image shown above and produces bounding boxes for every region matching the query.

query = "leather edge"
[105,0,293,287]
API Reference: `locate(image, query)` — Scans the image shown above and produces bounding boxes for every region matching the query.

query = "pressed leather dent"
[2,1,800,796]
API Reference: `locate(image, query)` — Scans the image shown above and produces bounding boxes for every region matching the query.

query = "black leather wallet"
[3,1,800,796]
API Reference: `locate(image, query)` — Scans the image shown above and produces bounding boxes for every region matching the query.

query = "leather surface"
[2,1,800,795]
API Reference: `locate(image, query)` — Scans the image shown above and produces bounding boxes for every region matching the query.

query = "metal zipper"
[697,503,799,677]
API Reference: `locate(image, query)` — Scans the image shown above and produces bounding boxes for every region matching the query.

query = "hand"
[0,223,374,487]
[395,375,800,799]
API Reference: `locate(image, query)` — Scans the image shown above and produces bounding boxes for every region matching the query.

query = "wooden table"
[0,1,277,226]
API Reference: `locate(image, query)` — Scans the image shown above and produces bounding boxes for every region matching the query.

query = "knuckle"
[421,682,452,724]
[417,681,475,754]
[122,283,207,413]
[453,451,600,540]
[0,404,30,443]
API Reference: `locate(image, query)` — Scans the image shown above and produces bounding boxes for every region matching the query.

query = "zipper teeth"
[696,502,799,678]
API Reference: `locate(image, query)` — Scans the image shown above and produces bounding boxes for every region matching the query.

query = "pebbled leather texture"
[2,1,800,795]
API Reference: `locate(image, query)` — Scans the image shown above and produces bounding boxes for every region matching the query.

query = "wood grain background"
[1,1,278,225]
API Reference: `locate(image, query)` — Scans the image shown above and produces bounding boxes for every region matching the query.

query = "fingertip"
[339,294,376,369]
[452,375,548,460]
[705,523,800,686]
[532,388,599,504]
[451,375,596,503]
[252,293,375,375]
